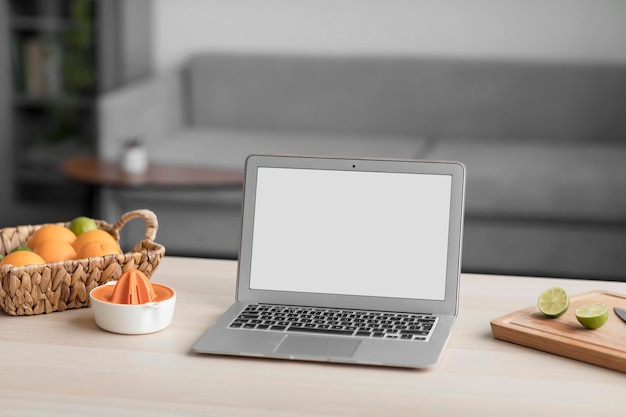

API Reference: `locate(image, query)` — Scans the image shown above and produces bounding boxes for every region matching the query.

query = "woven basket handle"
[111,209,159,242]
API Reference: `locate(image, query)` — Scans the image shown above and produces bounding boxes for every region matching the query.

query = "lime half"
[575,303,609,329]
[537,287,570,318]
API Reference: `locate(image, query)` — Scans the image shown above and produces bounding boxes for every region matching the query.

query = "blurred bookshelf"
[8,0,96,203]
[2,0,151,227]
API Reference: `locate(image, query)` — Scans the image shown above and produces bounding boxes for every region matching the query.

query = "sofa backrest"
[186,53,626,141]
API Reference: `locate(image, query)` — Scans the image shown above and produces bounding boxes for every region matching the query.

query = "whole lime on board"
[537,287,570,318]
[575,303,609,329]
[69,216,98,236]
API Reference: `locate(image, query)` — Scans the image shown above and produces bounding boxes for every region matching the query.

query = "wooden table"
[1,257,625,416]
[61,155,244,188]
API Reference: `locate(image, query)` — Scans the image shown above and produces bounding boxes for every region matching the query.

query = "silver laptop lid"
[236,154,466,316]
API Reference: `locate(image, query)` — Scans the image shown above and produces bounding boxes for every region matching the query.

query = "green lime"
[537,287,570,318]
[10,245,32,253]
[575,303,609,329]
[69,216,98,236]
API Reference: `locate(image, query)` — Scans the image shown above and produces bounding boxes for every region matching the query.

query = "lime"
[10,245,32,253]
[69,216,98,236]
[537,287,570,318]
[575,303,609,329]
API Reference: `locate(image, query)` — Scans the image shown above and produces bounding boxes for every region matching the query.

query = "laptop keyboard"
[229,304,438,342]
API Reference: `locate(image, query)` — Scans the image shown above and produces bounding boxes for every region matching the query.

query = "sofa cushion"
[424,140,626,222]
[102,187,243,258]
[148,127,426,169]
[133,127,426,259]
[186,53,626,141]
[462,216,626,280]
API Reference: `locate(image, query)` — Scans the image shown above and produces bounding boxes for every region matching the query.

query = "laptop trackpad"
[275,335,360,358]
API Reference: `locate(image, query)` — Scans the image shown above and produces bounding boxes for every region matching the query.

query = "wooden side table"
[61,155,245,218]
[61,155,244,189]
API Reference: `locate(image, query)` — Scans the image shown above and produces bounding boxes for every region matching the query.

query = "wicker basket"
[0,209,166,316]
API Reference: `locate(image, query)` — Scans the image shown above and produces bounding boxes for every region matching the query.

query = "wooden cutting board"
[491,290,626,373]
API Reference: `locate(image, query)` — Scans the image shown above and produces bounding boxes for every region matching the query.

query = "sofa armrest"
[97,71,186,161]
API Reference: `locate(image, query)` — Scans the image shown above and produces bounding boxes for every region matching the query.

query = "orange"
[33,240,77,263]
[27,225,77,249]
[75,240,121,259]
[72,229,118,252]
[0,251,46,267]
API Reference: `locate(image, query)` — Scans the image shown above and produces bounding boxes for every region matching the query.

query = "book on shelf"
[14,37,63,98]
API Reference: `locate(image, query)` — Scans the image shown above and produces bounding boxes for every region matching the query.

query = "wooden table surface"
[61,155,244,188]
[1,256,625,417]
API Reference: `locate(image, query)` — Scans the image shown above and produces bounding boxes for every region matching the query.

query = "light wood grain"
[1,256,626,417]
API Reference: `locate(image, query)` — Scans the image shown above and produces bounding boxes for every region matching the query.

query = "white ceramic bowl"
[89,281,176,335]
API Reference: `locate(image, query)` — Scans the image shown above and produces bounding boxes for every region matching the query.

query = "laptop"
[192,154,466,368]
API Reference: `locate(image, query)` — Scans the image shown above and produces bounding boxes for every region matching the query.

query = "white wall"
[153,0,626,72]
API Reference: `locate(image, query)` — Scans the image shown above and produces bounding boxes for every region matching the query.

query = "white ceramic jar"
[120,139,148,175]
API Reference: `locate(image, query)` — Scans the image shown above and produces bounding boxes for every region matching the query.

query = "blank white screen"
[249,167,452,301]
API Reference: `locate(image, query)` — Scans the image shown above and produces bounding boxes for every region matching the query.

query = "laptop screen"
[248,166,452,301]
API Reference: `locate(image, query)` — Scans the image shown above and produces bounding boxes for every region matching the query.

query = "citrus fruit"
[0,250,46,267]
[75,239,121,259]
[69,216,98,236]
[33,240,77,263]
[27,225,77,249]
[537,287,570,318]
[575,303,609,329]
[72,229,117,252]
[10,245,32,253]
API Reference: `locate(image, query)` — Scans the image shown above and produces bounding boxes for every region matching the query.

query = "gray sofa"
[98,52,626,280]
